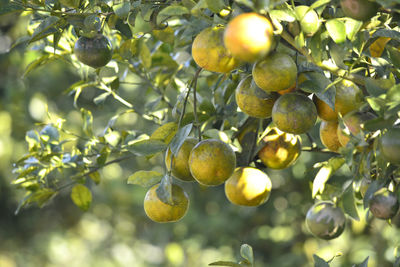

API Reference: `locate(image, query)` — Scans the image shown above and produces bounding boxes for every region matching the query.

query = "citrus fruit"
[189,139,236,186]
[337,111,375,147]
[313,80,364,121]
[224,167,272,206]
[272,93,317,134]
[369,188,399,220]
[340,0,380,21]
[165,137,198,182]
[74,34,113,68]
[380,128,400,165]
[252,53,297,93]
[235,75,279,118]
[223,13,274,62]
[143,183,189,223]
[305,202,346,240]
[295,6,321,36]
[320,121,342,152]
[258,128,301,169]
[192,26,241,73]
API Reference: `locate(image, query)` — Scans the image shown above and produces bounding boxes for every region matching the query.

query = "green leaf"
[363,180,384,209]
[139,40,152,69]
[240,244,254,265]
[345,18,362,41]
[26,130,40,150]
[29,16,60,43]
[366,96,386,114]
[363,117,397,131]
[40,125,59,143]
[23,55,51,77]
[372,29,400,41]
[158,5,189,21]
[127,170,163,187]
[313,255,330,267]
[83,15,101,32]
[80,108,93,137]
[70,184,92,211]
[352,256,369,267]
[156,174,173,205]
[209,261,242,267]
[169,123,193,156]
[128,139,167,156]
[113,2,131,19]
[312,157,345,198]
[365,78,390,97]
[341,184,360,221]
[310,0,331,9]
[89,171,101,185]
[0,2,23,15]
[387,45,400,68]
[206,0,225,13]
[326,19,346,44]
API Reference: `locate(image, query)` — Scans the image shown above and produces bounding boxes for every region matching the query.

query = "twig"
[192,68,203,141]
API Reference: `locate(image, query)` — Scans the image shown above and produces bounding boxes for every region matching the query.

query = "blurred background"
[1,7,400,267]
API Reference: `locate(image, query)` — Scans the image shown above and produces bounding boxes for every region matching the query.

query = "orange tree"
[2,0,400,265]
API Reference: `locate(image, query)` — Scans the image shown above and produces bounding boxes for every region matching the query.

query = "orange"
[305,202,346,240]
[192,26,241,73]
[380,128,400,165]
[223,13,274,62]
[189,139,236,186]
[340,0,380,21]
[278,72,308,95]
[252,53,298,92]
[143,183,189,223]
[272,93,317,134]
[235,75,279,118]
[165,137,198,182]
[313,79,364,121]
[224,167,272,206]
[337,111,375,147]
[258,128,301,169]
[295,6,321,36]
[369,188,399,220]
[319,121,342,152]
[74,34,113,68]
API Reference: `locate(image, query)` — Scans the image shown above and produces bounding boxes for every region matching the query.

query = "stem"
[306,133,318,149]
[192,68,203,141]
[302,147,340,155]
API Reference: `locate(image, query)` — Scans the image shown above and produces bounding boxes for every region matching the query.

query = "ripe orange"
[223,13,274,62]
[272,93,317,134]
[319,121,342,152]
[337,111,375,147]
[380,128,400,165]
[252,53,298,93]
[189,139,236,186]
[74,34,113,68]
[192,26,241,73]
[258,128,301,169]
[224,167,272,206]
[305,202,346,240]
[235,75,279,118]
[143,183,189,223]
[369,188,399,220]
[165,137,198,182]
[340,0,380,21]
[313,80,364,121]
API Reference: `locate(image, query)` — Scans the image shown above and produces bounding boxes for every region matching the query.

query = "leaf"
[158,5,189,21]
[363,180,384,209]
[209,261,242,267]
[23,55,51,77]
[372,29,400,41]
[40,124,59,143]
[313,255,330,267]
[366,96,386,114]
[387,45,400,68]
[365,78,389,97]
[29,16,60,43]
[369,37,391,57]
[310,0,331,9]
[326,19,346,44]
[80,108,93,137]
[269,10,296,22]
[139,40,152,69]
[169,123,193,156]
[312,157,345,198]
[240,244,254,265]
[341,184,360,221]
[113,2,131,19]
[89,171,101,185]
[127,139,167,156]
[0,2,23,15]
[153,27,175,44]
[206,0,225,13]
[120,39,138,60]
[70,184,92,211]
[345,18,362,41]
[127,170,163,187]
[352,256,369,267]
[156,174,173,205]
[150,122,178,144]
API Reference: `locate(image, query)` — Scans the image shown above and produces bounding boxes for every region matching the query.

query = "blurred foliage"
[1,0,400,266]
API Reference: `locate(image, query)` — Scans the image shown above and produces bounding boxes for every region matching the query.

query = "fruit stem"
[192,68,203,141]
